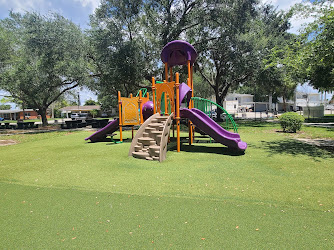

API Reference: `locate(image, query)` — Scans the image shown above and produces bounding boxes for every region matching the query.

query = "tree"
[144,0,205,46]
[0,12,90,126]
[87,0,150,111]
[289,1,334,91]
[88,0,207,111]
[303,8,334,91]
[0,97,12,110]
[189,2,296,117]
[90,109,99,118]
[188,1,260,118]
[84,99,98,105]
[0,104,11,110]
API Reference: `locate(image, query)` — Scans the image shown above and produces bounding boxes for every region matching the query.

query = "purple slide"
[180,108,247,151]
[85,118,119,142]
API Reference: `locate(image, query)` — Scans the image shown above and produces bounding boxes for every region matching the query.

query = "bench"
[16,121,37,129]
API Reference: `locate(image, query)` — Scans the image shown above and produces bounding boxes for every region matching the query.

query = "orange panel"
[155,81,175,115]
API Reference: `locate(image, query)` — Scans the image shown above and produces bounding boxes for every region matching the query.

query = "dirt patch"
[0,140,17,146]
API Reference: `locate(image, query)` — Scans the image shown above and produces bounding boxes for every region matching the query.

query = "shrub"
[279,112,305,133]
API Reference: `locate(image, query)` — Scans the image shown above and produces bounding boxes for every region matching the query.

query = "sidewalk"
[303,123,334,128]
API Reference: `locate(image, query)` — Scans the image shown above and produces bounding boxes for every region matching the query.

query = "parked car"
[71,113,91,121]
[211,111,217,119]
[0,117,4,121]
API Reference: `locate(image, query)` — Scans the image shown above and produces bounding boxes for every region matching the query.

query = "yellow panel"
[121,97,140,125]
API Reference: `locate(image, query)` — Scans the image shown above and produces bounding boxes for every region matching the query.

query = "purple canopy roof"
[161,40,197,67]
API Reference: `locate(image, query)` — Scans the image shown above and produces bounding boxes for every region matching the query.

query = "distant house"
[224,93,255,113]
[0,109,51,120]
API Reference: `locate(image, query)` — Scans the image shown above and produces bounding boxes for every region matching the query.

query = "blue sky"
[0,0,99,29]
[0,0,332,106]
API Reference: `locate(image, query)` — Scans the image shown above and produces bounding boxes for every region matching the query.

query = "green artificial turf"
[0,123,333,248]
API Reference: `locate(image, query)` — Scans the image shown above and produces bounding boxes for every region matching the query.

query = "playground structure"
[128,40,247,161]
[86,40,247,161]
[85,89,152,142]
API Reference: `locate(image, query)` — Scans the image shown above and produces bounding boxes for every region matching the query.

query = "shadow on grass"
[261,139,333,160]
[237,120,277,128]
[168,140,245,156]
[86,137,131,145]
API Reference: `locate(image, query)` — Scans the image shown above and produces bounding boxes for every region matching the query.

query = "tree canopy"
[1,0,331,118]
[287,0,334,91]
[0,12,90,125]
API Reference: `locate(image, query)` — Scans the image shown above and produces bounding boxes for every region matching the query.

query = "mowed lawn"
[0,122,333,249]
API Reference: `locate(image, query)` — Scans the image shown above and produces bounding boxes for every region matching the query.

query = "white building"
[208,90,329,115]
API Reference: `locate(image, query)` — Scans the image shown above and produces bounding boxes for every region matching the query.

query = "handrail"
[136,88,148,97]
[191,97,238,133]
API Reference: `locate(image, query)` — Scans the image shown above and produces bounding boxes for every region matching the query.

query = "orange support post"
[139,90,143,124]
[164,92,168,116]
[187,78,193,145]
[118,91,123,142]
[175,72,180,152]
[152,77,156,114]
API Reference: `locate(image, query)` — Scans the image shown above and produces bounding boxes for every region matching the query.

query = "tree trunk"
[283,96,287,112]
[216,92,223,122]
[38,108,49,127]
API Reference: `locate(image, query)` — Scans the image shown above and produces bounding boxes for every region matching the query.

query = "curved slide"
[180,108,247,151]
[85,119,119,142]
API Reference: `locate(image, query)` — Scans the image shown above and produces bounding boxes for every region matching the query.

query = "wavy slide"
[180,108,247,151]
[85,119,119,142]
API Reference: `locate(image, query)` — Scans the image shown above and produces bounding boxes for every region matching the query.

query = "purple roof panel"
[161,40,197,67]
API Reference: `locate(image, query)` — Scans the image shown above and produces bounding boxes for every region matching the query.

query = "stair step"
[138,137,155,146]
[149,145,160,150]
[149,145,160,157]
[142,132,149,137]
[156,116,168,120]
[149,123,164,127]
[152,156,160,161]
[132,151,150,159]
[145,156,153,161]
[134,145,142,152]
[145,127,155,133]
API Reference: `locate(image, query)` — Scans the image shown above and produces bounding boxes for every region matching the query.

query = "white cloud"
[260,0,314,34]
[0,0,50,14]
[261,0,300,11]
[73,0,100,13]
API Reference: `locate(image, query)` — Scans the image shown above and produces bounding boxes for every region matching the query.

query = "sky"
[0,0,332,107]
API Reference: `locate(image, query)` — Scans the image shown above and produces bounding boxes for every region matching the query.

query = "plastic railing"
[191,97,238,133]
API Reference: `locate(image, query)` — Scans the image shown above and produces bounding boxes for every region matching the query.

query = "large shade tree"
[88,0,206,110]
[297,1,334,91]
[0,12,90,126]
[188,1,260,116]
[188,1,295,116]
[87,0,149,111]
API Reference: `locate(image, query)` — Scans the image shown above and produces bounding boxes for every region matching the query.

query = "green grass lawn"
[0,122,333,248]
